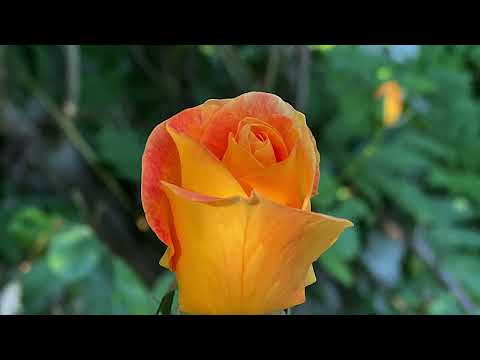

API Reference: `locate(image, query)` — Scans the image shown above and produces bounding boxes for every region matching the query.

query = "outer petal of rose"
[162,181,353,315]
[141,122,181,270]
[288,265,317,308]
[142,103,228,270]
[293,111,320,198]
[306,124,320,195]
[167,102,226,141]
[166,125,246,199]
[302,198,317,288]
[306,266,316,286]
[201,92,299,159]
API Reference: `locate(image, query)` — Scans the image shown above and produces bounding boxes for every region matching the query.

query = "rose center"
[234,117,289,166]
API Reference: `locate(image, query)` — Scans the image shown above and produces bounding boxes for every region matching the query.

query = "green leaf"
[395,131,453,163]
[22,258,68,314]
[0,208,24,264]
[427,294,462,315]
[430,226,480,251]
[401,73,437,94]
[171,289,180,315]
[428,168,480,203]
[158,289,176,315]
[351,175,383,207]
[318,229,360,287]
[97,125,144,183]
[6,206,57,250]
[331,198,374,225]
[311,170,338,211]
[71,258,114,315]
[319,258,354,287]
[368,142,431,176]
[395,283,425,310]
[427,197,475,226]
[152,272,175,305]
[443,255,480,298]
[325,228,360,262]
[378,178,435,224]
[47,224,103,283]
[112,257,154,315]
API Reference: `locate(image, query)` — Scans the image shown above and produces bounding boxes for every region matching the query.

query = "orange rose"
[375,81,404,127]
[141,92,352,314]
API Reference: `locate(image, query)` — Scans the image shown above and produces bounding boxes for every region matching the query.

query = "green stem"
[340,126,385,182]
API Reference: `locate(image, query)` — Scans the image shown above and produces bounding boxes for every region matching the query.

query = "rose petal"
[167,102,225,141]
[306,265,317,286]
[166,125,246,199]
[162,181,352,315]
[253,138,276,167]
[201,92,320,197]
[143,94,321,272]
[294,112,320,198]
[142,102,228,270]
[375,81,403,127]
[223,134,302,207]
[201,92,299,159]
[141,122,181,269]
[236,117,289,161]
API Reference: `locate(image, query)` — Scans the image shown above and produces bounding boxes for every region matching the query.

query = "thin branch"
[340,127,384,181]
[382,220,477,314]
[218,45,255,92]
[263,45,281,92]
[295,45,311,111]
[410,227,477,314]
[129,45,181,98]
[0,45,6,114]
[63,45,81,119]
[17,57,132,210]
[129,45,164,83]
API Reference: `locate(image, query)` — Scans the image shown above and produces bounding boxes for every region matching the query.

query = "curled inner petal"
[253,138,276,167]
[235,117,289,162]
[166,125,246,199]
[223,134,304,208]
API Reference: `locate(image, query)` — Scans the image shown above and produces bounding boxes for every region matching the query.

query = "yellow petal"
[159,247,173,269]
[375,81,403,127]
[241,145,302,208]
[383,95,403,126]
[306,265,316,286]
[222,112,318,209]
[162,181,352,315]
[290,264,316,309]
[223,128,302,207]
[166,125,246,199]
[201,92,298,159]
[254,138,276,167]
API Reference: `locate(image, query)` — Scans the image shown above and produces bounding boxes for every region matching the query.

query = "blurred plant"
[1,45,480,314]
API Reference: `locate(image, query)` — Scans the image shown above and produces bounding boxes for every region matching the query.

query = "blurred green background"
[1,45,480,315]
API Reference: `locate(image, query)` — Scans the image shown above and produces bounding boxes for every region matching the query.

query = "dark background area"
[1,45,480,315]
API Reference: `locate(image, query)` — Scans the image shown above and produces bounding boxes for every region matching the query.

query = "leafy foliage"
[2,45,480,314]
